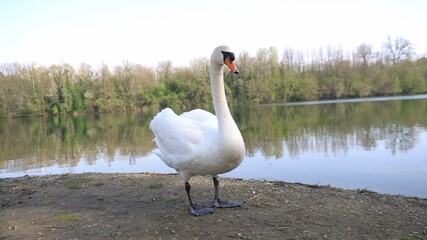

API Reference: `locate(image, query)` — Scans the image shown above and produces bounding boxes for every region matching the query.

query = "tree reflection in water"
[1,96,426,174]
[240,97,426,159]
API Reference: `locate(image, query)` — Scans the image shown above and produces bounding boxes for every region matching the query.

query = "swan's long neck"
[210,60,245,164]
[210,63,234,132]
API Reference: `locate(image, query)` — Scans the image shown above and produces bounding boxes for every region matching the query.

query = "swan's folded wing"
[149,108,205,167]
[180,109,217,127]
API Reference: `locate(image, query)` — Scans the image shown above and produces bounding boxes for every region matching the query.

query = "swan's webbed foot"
[185,181,214,216]
[189,205,214,216]
[214,199,244,208]
[212,177,244,208]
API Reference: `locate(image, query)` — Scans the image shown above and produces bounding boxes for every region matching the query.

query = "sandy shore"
[1,173,426,239]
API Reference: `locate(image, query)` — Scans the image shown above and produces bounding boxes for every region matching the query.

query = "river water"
[1,95,426,198]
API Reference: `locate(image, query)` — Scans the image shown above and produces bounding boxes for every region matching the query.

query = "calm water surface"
[1,95,427,198]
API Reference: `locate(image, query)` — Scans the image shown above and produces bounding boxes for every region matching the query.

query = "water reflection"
[1,96,427,197]
[238,97,426,159]
[0,112,157,173]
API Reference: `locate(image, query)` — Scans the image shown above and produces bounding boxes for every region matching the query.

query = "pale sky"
[1,0,426,69]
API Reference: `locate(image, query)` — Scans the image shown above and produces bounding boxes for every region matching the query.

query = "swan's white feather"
[150,108,219,177]
[180,109,217,127]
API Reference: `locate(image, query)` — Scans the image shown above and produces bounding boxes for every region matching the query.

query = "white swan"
[149,46,245,216]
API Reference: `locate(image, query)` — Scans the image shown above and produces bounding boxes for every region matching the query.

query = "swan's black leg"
[185,182,214,216]
[213,177,244,208]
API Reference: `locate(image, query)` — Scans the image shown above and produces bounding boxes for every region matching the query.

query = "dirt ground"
[1,173,426,240]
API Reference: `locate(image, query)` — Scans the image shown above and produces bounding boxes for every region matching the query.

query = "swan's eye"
[230,53,235,61]
[221,51,236,63]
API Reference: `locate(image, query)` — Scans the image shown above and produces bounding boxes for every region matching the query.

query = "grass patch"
[67,177,94,189]
[53,213,78,222]
[94,182,104,187]
[403,234,424,240]
[0,220,14,234]
[148,182,164,189]
[0,219,7,226]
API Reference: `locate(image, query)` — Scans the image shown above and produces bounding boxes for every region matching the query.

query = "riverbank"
[1,173,426,239]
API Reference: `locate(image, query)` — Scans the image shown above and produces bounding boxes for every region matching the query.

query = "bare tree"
[237,51,255,80]
[156,60,173,81]
[383,36,414,64]
[189,57,209,85]
[282,47,296,70]
[354,43,372,65]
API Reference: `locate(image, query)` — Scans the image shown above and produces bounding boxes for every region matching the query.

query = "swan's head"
[211,46,239,74]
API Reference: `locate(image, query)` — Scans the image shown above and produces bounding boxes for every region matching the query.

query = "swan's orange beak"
[225,57,239,74]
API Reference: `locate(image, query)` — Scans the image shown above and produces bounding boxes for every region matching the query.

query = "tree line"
[0,36,426,117]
